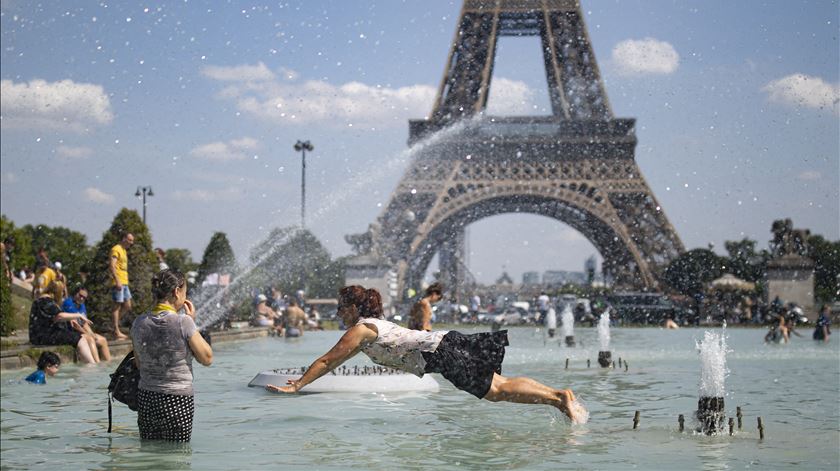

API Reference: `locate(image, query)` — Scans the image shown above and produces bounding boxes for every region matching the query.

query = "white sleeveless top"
[357,318,447,377]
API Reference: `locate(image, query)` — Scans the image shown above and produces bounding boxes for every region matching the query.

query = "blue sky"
[1,0,838,284]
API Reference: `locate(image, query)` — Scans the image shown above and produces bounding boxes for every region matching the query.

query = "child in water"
[266,285,587,424]
[25,351,61,384]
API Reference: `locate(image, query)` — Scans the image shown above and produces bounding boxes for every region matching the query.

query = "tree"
[197,232,237,286]
[662,248,727,297]
[808,234,840,302]
[723,238,769,283]
[0,266,12,335]
[164,248,198,275]
[22,224,93,287]
[0,214,34,274]
[84,209,157,327]
[246,227,345,299]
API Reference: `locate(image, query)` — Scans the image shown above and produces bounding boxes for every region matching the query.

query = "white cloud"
[554,228,586,243]
[189,137,259,161]
[172,187,244,202]
[612,38,680,76]
[797,170,821,181]
[200,62,275,82]
[203,63,534,127]
[55,145,93,159]
[762,74,840,114]
[0,79,113,131]
[84,187,115,204]
[485,78,536,115]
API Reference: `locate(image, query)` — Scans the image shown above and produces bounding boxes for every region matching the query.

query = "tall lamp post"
[293,140,313,228]
[135,186,154,224]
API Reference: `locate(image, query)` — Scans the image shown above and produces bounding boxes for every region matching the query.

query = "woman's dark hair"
[71,284,87,296]
[339,285,383,319]
[151,269,186,301]
[37,351,61,370]
[425,283,443,297]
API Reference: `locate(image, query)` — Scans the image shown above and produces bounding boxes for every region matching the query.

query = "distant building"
[522,271,540,285]
[496,271,514,285]
[584,256,597,285]
[543,270,586,286]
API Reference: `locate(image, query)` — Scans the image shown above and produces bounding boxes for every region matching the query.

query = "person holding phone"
[131,269,213,442]
[62,286,111,361]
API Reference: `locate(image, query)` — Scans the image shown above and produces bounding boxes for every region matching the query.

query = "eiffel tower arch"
[346,0,684,303]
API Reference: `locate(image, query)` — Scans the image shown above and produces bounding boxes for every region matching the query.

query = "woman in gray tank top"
[266,285,586,424]
[131,269,213,442]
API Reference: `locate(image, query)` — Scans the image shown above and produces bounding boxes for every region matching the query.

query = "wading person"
[284,298,306,338]
[407,283,443,331]
[131,269,213,442]
[109,232,134,339]
[813,304,831,342]
[266,285,586,423]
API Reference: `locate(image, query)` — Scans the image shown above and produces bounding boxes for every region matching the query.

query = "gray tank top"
[357,318,447,376]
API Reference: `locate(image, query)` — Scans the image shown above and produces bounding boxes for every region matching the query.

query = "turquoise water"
[2,327,838,470]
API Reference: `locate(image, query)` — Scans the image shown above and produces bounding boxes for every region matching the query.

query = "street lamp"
[293,140,313,228]
[135,186,154,224]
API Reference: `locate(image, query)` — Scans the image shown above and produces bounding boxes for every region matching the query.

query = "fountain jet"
[561,305,575,347]
[597,312,612,367]
[696,329,728,435]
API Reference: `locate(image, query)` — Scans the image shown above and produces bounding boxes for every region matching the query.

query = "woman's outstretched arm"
[266,323,377,393]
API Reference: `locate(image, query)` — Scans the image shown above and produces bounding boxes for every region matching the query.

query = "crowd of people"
[4,231,832,444]
[249,286,323,337]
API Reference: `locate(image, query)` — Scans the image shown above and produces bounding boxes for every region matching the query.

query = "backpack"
[107,350,140,432]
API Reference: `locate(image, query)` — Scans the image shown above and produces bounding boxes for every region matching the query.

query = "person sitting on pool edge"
[266,285,586,424]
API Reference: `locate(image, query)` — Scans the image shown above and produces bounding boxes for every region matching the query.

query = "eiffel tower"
[346,0,684,302]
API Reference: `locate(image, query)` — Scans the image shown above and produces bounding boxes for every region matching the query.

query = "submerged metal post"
[728,417,734,436]
[736,406,742,429]
[633,411,640,429]
[598,351,612,368]
[757,417,764,440]
[587,359,591,368]
[678,414,685,432]
[565,335,576,347]
[565,358,569,369]
[697,396,725,435]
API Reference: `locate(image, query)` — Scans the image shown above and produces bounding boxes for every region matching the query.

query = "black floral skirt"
[422,330,509,398]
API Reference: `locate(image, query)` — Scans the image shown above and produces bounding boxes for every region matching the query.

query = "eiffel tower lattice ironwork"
[346,0,684,301]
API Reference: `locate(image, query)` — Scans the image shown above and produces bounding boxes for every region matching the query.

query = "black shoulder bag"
[107,350,140,433]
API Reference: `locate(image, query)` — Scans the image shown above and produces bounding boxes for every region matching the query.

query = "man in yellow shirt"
[109,232,135,339]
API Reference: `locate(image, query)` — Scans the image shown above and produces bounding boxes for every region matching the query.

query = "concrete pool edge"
[0,326,271,371]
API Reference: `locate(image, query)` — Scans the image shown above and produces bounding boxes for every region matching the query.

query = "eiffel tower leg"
[438,228,465,304]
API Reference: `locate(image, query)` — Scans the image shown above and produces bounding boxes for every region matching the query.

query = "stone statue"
[770,218,810,257]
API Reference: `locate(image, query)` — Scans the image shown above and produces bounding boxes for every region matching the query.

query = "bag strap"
[107,392,112,433]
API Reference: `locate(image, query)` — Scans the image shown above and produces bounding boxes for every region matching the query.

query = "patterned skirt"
[422,330,509,398]
[137,388,195,442]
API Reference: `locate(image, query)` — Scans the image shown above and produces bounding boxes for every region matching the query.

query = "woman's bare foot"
[556,389,587,424]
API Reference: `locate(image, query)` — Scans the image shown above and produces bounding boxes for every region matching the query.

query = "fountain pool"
[2,327,838,470]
